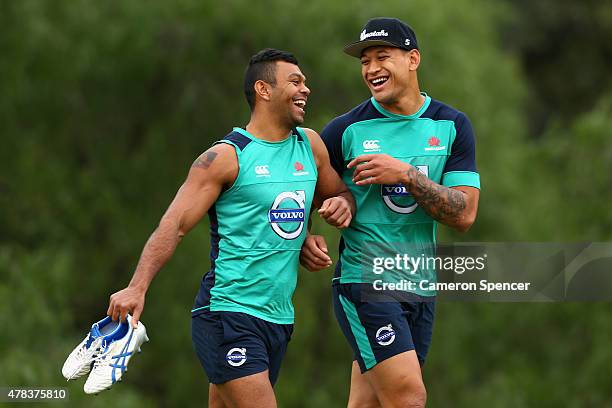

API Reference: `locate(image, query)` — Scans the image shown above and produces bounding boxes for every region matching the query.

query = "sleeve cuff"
[442,171,480,189]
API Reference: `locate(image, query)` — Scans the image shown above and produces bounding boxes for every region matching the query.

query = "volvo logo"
[268,190,306,240]
[381,165,428,214]
[375,324,396,346]
[226,347,247,367]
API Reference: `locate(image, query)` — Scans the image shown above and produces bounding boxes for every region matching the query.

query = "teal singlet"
[192,127,317,324]
[321,94,481,296]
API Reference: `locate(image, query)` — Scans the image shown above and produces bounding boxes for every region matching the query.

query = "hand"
[318,196,352,228]
[347,154,411,186]
[107,286,145,328]
[300,234,332,271]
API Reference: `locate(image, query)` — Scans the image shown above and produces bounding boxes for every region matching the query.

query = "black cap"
[344,17,419,58]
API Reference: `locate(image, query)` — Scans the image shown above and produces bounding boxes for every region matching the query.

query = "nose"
[366,60,381,77]
[301,83,310,97]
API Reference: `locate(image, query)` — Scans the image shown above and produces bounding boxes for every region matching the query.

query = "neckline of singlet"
[233,127,296,147]
[370,92,431,119]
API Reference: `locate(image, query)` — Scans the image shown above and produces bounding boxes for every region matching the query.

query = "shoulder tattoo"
[191,151,218,169]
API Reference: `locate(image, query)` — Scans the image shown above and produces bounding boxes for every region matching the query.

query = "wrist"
[336,195,348,205]
[128,282,148,294]
[401,163,415,186]
[338,192,355,215]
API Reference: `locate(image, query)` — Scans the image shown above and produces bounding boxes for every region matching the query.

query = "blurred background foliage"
[1,0,612,406]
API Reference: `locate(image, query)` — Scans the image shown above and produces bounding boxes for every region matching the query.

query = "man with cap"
[300,18,480,407]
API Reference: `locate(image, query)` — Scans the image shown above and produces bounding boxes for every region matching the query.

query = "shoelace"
[91,340,112,369]
[76,335,103,361]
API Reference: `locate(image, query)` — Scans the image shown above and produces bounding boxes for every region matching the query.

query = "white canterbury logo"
[255,165,270,176]
[363,140,381,152]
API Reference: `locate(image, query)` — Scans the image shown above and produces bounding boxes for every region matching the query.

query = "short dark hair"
[244,48,299,111]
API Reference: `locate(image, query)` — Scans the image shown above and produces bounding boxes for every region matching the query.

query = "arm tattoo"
[406,166,466,224]
[191,151,218,169]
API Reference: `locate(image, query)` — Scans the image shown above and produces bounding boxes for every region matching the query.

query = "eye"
[378,55,389,61]
[360,59,369,66]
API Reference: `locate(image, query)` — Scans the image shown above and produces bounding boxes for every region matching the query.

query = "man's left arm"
[405,170,478,232]
[349,157,478,232]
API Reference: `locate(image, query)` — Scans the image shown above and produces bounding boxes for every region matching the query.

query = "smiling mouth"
[369,76,389,89]
[293,99,306,113]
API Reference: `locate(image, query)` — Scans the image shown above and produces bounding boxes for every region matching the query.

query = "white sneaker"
[83,315,149,394]
[62,316,116,380]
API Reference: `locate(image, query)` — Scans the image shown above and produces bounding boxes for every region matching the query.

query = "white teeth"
[294,100,306,108]
[371,77,388,85]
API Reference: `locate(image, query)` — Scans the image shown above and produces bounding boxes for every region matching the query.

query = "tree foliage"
[2,1,611,406]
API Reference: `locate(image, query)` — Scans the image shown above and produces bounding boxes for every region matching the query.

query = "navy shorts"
[191,310,293,385]
[333,282,435,373]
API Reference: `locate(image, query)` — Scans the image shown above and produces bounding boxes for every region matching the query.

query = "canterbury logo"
[363,140,380,151]
[255,165,270,176]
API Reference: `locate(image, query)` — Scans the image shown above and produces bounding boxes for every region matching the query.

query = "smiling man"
[300,18,480,407]
[107,48,354,408]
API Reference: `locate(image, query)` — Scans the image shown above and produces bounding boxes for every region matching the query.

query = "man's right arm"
[107,143,238,326]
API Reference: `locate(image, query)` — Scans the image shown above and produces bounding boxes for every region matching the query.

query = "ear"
[254,80,272,103]
[407,49,421,71]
